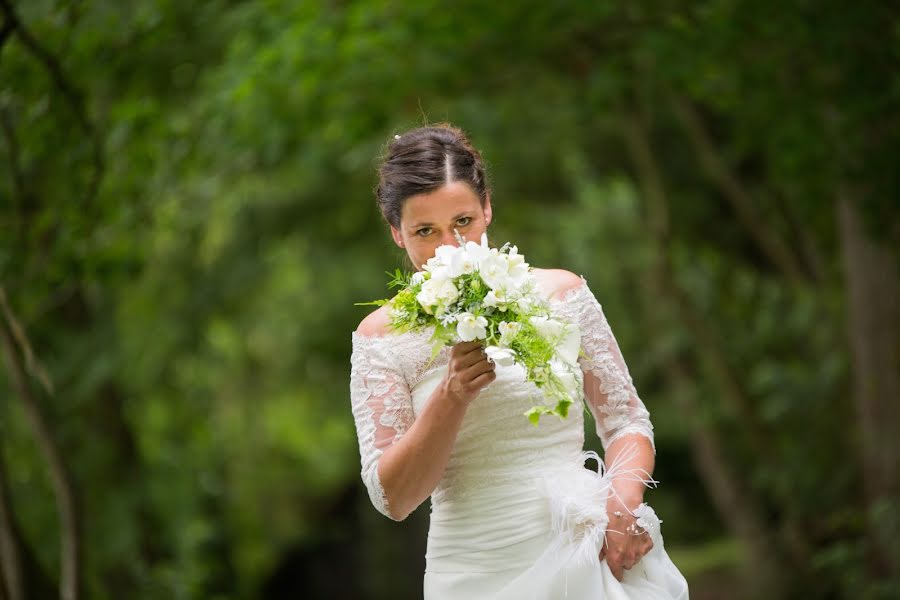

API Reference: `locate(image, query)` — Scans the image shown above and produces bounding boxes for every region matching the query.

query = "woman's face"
[390,181,493,271]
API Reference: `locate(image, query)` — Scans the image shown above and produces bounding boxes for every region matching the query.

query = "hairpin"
[394,134,401,140]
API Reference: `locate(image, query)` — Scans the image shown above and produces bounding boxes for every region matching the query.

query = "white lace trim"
[349,274,656,521]
[350,332,416,520]
[549,276,655,453]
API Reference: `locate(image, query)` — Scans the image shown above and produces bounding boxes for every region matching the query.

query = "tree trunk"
[0,288,81,600]
[621,111,790,598]
[0,453,24,600]
[837,195,900,577]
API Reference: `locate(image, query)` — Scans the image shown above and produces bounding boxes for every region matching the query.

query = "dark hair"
[375,123,490,229]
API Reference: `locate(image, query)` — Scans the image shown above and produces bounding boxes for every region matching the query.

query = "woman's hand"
[599,498,654,581]
[440,341,496,406]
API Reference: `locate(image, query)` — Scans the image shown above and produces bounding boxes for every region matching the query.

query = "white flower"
[633,503,662,536]
[505,246,531,285]
[456,312,488,341]
[479,253,511,290]
[557,322,581,366]
[497,320,521,345]
[424,243,459,273]
[550,358,581,399]
[464,232,493,266]
[483,288,510,310]
[411,271,426,285]
[516,296,533,312]
[433,243,459,266]
[485,345,516,367]
[428,265,451,283]
[433,278,460,303]
[416,286,437,313]
[530,317,581,366]
[417,277,459,313]
[448,248,476,277]
[530,315,558,338]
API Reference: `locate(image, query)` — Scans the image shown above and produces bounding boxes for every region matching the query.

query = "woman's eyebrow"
[410,212,471,228]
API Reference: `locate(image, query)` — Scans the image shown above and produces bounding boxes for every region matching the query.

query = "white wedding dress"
[350,276,689,599]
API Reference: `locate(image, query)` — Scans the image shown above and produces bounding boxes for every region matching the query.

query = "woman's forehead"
[401,182,480,225]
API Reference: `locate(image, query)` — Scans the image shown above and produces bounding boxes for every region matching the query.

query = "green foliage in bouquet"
[357,234,584,424]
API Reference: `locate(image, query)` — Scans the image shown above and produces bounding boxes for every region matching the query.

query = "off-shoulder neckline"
[351,274,590,342]
[351,328,428,342]
[547,274,589,305]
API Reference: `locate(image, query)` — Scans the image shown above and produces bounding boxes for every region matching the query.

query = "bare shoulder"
[531,267,586,300]
[356,304,392,337]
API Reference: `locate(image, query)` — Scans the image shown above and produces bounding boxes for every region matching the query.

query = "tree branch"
[0,0,103,205]
[0,106,26,210]
[0,451,24,600]
[0,287,52,396]
[620,111,777,466]
[669,95,812,285]
[0,287,80,600]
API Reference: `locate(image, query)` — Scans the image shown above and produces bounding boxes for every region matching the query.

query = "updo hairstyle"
[375,123,490,228]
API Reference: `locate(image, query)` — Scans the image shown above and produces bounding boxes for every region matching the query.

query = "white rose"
[423,255,441,272]
[485,345,516,367]
[456,312,488,341]
[416,284,438,314]
[411,271,426,285]
[432,278,460,304]
[418,277,459,316]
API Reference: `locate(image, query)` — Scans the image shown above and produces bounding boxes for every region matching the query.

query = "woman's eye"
[457,217,472,226]
[416,228,432,237]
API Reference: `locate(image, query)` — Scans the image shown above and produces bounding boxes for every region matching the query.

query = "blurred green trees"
[1,1,897,598]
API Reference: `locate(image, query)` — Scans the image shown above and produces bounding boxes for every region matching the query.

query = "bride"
[350,123,689,599]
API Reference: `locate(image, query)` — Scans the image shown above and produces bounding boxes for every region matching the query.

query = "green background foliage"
[1,1,897,598]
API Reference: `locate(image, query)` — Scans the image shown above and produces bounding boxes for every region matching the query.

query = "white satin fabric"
[411,361,688,599]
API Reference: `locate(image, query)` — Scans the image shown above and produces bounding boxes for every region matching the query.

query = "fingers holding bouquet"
[443,341,496,406]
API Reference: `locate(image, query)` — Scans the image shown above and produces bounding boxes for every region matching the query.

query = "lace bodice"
[349,275,654,520]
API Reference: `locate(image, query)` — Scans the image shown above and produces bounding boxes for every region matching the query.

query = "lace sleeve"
[350,332,416,520]
[552,276,656,454]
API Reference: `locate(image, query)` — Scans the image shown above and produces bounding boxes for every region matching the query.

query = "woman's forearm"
[605,433,656,509]
[376,380,469,520]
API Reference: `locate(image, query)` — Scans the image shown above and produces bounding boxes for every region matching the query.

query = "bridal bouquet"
[357,232,584,424]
